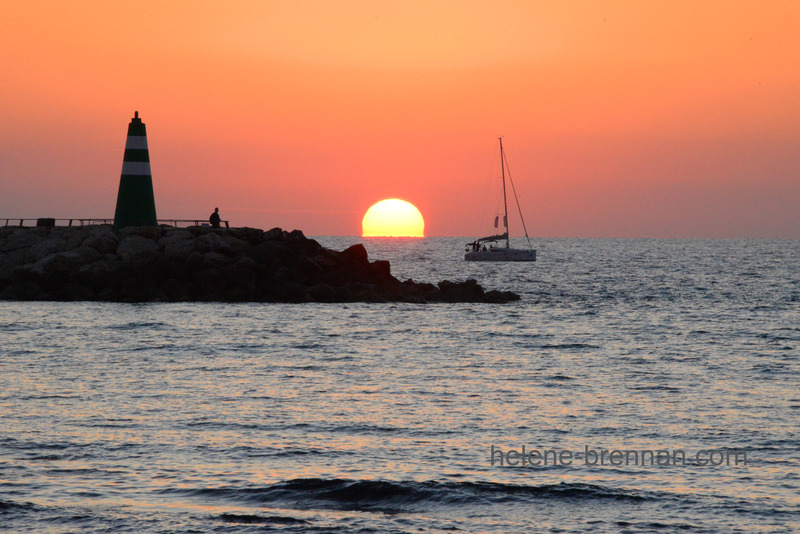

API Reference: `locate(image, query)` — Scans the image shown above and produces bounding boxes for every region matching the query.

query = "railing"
[2,218,230,229]
[155,219,231,229]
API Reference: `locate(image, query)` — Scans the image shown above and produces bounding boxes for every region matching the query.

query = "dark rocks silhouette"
[0,226,520,303]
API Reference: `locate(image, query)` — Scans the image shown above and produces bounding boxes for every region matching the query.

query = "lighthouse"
[113,111,158,229]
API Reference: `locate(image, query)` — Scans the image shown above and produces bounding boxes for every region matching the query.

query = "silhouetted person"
[209,207,221,228]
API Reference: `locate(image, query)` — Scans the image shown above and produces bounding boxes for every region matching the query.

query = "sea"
[1,237,798,533]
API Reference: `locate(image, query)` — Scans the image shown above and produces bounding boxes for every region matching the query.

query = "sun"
[362,199,425,237]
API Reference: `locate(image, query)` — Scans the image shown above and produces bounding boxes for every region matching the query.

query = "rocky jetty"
[0,226,519,303]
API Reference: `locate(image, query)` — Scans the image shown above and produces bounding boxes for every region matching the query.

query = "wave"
[0,323,34,332]
[0,499,38,513]
[629,385,681,392]
[12,394,82,400]
[1,438,72,451]
[161,478,658,513]
[107,321,169,330]
[183,420,404,434]
[326,424,404,434]
[217,513,308,525]
[538,343,601,350]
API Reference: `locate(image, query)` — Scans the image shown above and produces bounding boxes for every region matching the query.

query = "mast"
[499,137,510,248]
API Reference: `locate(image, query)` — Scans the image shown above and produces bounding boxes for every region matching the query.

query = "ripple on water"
[0,239,798,533]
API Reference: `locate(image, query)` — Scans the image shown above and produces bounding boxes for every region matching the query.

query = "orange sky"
[2,1,799,237]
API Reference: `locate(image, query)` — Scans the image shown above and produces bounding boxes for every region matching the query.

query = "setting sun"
[362,199,425,237]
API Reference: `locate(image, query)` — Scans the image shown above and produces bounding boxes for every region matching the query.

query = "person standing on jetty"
[209,207,221,228]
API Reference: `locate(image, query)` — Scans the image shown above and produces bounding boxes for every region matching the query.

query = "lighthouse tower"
[113,111,158,229]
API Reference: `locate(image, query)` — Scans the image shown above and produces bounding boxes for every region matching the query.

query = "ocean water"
[1,237,798,533]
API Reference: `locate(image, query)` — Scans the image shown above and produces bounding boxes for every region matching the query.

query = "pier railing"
[2,218,230,229]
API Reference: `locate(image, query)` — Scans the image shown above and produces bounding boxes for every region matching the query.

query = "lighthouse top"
[127,111,146,136]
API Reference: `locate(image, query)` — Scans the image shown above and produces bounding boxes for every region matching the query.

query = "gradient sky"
[2,1,798,237]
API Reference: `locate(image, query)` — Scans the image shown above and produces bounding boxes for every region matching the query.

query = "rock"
[228,227,264,245]
[119,226,162,241]
[234,256,257,269]
[0,279,42,300]
[291,255,324,283]
[164,238,197,261]
[264,227,284,241]
[0,226,17,242]
[485,289,521,303]
[117,235,159,262]
[158,228,193,248]
[50,227,89,249]
[436,279,485,302]
[307,282,336,302]
[78,258,122,277]
[157,278,188,301]
[2,228,47,252]
[0,250,26,277]
[246,240,287,264]
[341,244,369,265]
[26,236,68,262]
[219,234,248,255]
[82,227,119,255]
[202,251,233,268]
[191,269,225,300]
[75,245,102,266]
[194,232,220,253]
[184,251,204,271]
[30,250,92,275]
[186,226,208,237]
[313,250,343,270]
[62,282,95,301]
[271,282,309,303]
[0,225,520,303]
[287,229,305,240]
[370,260,391,279]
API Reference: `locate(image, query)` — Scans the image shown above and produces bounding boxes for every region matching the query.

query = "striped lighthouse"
[113,111,158,230]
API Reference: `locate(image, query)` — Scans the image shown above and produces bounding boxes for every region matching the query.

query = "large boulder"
[202,251,233,268]
[194,232,222,253]
[341,244,369,265]
[436,279,485,302]
[2,228,47,252]
[29,249,98,276]
[163,238,198,262]
[50,227,90,249]
[117,235,159,262]
[228,227,264,245]
[158,228,193,248]
[82,227,119,255]
[119,226,162,241]
[26,236,68,262]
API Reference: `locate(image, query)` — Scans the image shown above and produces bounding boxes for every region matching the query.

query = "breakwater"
[0,226,519,303]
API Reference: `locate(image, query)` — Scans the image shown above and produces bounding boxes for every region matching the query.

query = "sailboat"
[465,138,537,261]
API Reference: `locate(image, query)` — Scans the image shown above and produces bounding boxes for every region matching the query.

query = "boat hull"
[464,248,536,262]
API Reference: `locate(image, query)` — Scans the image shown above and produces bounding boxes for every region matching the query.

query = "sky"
[2,0,798,238]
